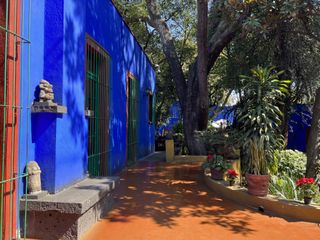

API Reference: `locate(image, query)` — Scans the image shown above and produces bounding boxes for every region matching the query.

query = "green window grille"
[147,92,156,125]
[85,36,110,177]
[127,75,139,165]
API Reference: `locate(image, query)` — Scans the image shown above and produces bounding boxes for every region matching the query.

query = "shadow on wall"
[31,113,61,193]
[64,0,88,174]
[61,0,156,175]
[86,0,127,174]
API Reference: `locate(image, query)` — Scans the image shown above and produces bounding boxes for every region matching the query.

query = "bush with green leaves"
[172,121,183,134]
[202,155,230,171]
[237,66,291,175]
[197,128,227,154]
[269,150,306,179]
[269,174,299,201]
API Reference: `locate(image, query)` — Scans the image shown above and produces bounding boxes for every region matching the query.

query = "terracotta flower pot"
[229,179,235,186]
[211,168,224,180]
[304,197,312,205]
[246,173,270,197]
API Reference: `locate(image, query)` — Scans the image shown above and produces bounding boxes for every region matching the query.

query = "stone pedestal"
[165,140,174,162]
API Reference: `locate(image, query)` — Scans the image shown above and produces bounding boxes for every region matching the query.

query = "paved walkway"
[83,154,320,240]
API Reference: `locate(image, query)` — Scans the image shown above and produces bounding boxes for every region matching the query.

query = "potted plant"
[226,169,238,186]
[295,177,318,204]
[237,66,291,196]
[202,155,230,180]
[202,154,215,175]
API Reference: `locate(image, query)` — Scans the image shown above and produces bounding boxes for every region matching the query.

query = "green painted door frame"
[85,36,110,176]
[127,74,139,165]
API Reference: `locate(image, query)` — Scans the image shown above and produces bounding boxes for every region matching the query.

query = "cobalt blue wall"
[20,0,155,193]
[287,105,312,152]
[85,0,156,173]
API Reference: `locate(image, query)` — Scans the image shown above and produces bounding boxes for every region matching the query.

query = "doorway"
[127,74,139,165]
[85,37,110,176]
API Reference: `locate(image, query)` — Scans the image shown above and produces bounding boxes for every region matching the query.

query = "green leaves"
[237,66,290,174]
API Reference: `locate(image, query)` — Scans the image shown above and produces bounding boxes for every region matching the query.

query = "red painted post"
[1,0,20,238]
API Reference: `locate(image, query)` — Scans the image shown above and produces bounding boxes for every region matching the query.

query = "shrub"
[270,150,306,179]
[236,66,290,175]
[269,174,299,200]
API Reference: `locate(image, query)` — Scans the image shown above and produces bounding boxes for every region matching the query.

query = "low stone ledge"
[204,175,320,223]
[21,177,119,214]
[172,155,207,163]
[20,177,120,240]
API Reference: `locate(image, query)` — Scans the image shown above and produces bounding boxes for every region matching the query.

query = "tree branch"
[146,0,187,105]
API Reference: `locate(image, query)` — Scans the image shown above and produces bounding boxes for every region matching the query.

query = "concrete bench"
[20,177,120,240]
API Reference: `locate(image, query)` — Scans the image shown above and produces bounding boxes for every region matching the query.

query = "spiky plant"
[237,66,291,175]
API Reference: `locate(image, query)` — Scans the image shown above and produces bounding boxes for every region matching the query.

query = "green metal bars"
[127,75,139,165]
[0,0,31,239]
[86,37,110,177]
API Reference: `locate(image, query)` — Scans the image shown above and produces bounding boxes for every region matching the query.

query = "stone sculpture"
[31,79,67,113]
[39,79,54,103]
[27,161,42,194]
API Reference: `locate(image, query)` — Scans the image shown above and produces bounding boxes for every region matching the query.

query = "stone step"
[20,177,120,240]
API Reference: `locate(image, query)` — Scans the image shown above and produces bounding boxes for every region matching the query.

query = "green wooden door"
[86,37,110,176]
[127,76,138,165]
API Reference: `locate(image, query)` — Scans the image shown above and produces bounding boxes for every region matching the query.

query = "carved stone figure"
[27,161,42,194]
[39,79,54,103]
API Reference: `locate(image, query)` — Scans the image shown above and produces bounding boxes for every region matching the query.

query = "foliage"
[269,174,299,201]
[197,128,226,154]
[172,121,183,134]
[202,155,230,171]
[237,66,291,175]
[115,0,320,155]
[269,150,306,179]
[197,126,241,155]
[221,0,320,105]
[113,0,187,124]
[295,177,319,198]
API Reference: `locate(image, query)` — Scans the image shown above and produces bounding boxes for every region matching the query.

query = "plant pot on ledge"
[304,197,312,205]
[246,173,270,197]
[211,168,224,180]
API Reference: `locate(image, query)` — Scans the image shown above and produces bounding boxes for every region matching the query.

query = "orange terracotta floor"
[82,159,320,240]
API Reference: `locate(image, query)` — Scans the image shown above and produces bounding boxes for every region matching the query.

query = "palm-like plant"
[237,66,291,175]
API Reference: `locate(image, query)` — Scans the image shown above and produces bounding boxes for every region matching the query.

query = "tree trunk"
[274,18,291,147]
[197,0,208,130]
[306,87,320,178]
[146,0,250,154]
[183,62,206,155]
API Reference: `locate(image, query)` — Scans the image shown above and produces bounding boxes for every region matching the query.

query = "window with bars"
[85,36,110,177]
[127,75,139,165]
[148,92,155,125]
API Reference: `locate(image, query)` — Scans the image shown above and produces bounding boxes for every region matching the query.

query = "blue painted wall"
[19,0,156,193]
[287,104,312,152]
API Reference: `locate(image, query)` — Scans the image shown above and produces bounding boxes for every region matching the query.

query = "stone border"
[204,175,320,223]
[173,155,207,163]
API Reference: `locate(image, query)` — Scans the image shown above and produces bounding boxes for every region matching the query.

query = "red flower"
[227,169,238,177]
[207,154,214,160]
[308,178,315,183]
[295,177,315,186]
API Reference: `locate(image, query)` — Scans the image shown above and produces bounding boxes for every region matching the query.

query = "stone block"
[20,177,119,239]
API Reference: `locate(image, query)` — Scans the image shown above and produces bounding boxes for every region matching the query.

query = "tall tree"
[197,0,208,130]
[307,88,320,178]
[146,0,251,153]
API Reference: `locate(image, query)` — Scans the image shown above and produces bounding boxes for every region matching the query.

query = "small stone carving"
[39,79,54,103]
[31,79,67,114]
[27,161,42,194]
